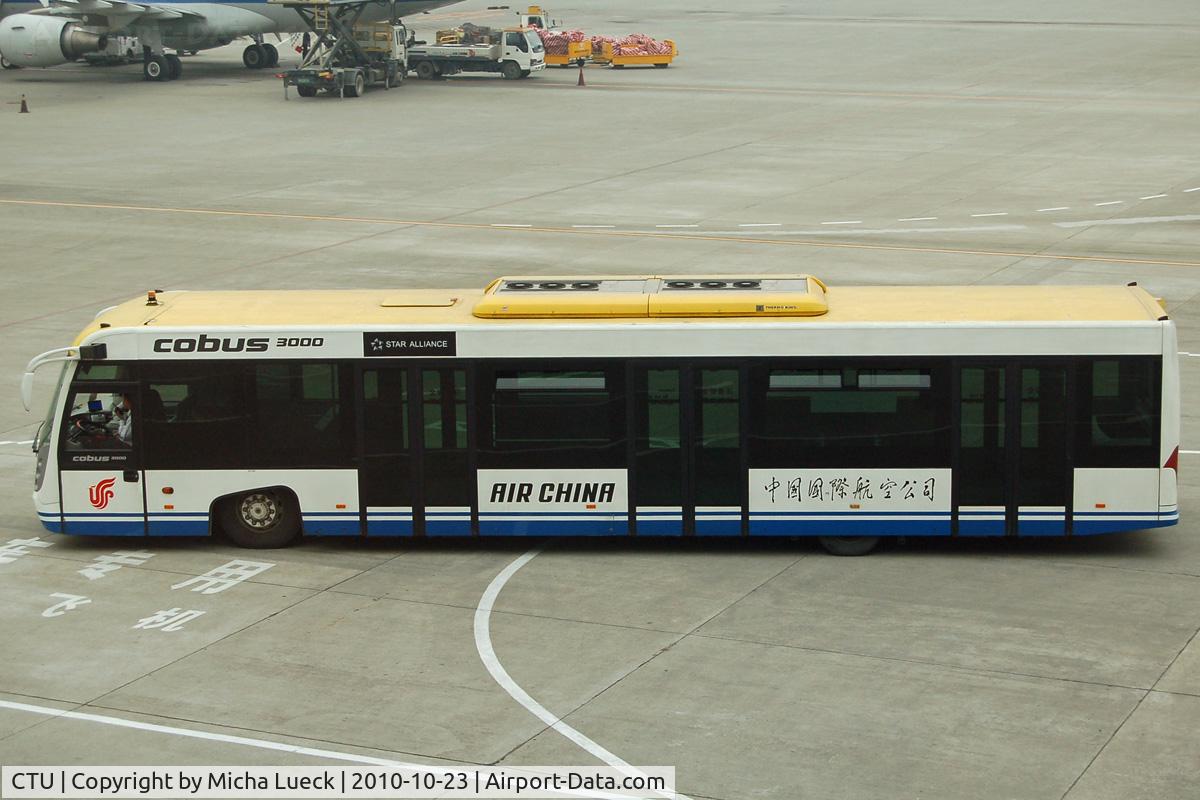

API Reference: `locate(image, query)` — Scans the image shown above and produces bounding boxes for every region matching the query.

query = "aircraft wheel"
[262,43,279,67]
[242,44,267,69]
[144,54,170,81]
[165,53,182,80]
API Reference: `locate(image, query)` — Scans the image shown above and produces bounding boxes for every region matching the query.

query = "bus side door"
[957,362,1070,536]
[58,382,146,535]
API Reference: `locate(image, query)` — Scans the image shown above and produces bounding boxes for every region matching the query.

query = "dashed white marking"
[821,220,863,225]
[1182,450,1200,455]
[1140,194,1168,200]
[692,225,1027,236]
[1054,214,1200,229]
[738,223,782,227]
[475,548,687,800]
[1037,207,1070,212]
[970,212,1008,218]
[571,224,615,229]
[0,440,34,446]
[654,224,699,228]
[1184,187,1200,193]
[897,217,938,222]
[1094,200,1124,207]
[0,700,644,799]
[1178,352,1200,357]
[490,223,532,228]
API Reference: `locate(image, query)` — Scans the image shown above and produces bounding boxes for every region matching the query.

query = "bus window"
[482,366,624,467]
[142,363,248,468]
[1076,357,1160,467]
[63,390,133,451]
[253,363,353,468]
[750,364,950,467]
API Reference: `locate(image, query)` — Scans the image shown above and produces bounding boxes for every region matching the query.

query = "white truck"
[407,26,544,80]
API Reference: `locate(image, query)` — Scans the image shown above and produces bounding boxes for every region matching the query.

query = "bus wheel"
[220,489,300,548]
[818,536,880,556]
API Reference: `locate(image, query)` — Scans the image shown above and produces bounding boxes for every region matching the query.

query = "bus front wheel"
[818,536,880,556]
[220,489,300,548]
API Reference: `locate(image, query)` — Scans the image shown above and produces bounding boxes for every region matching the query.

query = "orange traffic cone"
[577,65,585,86]
[19,94,28,113]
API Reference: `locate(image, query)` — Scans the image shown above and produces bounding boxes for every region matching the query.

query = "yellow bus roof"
[77,281,1167,344]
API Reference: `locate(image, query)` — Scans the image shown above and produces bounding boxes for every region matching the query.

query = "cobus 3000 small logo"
[89,477,116,510]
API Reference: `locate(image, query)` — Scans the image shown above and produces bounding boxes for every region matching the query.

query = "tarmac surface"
[2,2,1200,798]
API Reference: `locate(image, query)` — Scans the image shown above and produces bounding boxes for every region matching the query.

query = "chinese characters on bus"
[760,475,937,504]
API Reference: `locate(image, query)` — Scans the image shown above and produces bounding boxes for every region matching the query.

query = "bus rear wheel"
[818,536,880,556]
[220,489,300,548]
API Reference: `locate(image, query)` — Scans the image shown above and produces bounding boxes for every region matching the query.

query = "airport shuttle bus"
[21,275,1179,555]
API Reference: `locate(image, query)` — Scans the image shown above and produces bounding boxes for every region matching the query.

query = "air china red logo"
[89,478,116,510]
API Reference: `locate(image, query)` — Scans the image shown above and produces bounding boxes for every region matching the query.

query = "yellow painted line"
[3,198,1199,269]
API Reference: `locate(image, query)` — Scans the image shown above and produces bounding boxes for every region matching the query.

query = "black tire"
[242,44,267,69]
[655,62,669,68]
[165,53,182,80]
[219,489,300,549]
[519,69,531,78]
[344,71,365,97]
[612,63,625,69]
[818,536,881,556]
[143,54,169,81]
[415,60,437,80]
[0,54,21,70]
[262,43,279,67]
[501,60,521,80]
[296,84,317,97]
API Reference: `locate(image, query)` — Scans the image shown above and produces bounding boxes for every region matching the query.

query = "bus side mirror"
[20,372,34,412]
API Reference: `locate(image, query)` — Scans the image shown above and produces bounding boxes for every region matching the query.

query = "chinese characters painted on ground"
[171,560,274,595]
[0,537,52,565]
[79,550,155,581]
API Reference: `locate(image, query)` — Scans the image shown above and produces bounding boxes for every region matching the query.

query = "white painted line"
[475,549,688,800]
[0,699,646,800]
[1093,200,1124,207]
[1179,352,1200,357]
[1055,214,1200,229]
[1140,194,1168,200]
[970,212,1008,218]
[737,223,782,227]
[654,224,699,228]
[0,440,34,446]
[1184,187,1200,193]
[820,220,862,225]
[1181,450,1200,455]
[897,217,937,222]
[571,225,615,229]
[0,699,409,766]
[1037,207,1070,212]
[693,224,1027,236]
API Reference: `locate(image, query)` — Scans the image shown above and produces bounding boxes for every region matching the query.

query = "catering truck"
[407,26,544,80]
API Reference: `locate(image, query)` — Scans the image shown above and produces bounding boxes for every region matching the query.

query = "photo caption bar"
[2,766,678,800]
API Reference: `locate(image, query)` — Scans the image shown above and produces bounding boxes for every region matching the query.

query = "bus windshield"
[34,364,66,455]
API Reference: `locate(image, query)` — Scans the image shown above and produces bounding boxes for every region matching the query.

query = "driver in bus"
[112,393,133,445]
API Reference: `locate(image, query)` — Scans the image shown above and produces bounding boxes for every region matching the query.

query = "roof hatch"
[473,275,828,318]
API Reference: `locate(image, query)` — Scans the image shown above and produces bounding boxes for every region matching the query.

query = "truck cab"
[352,21,408,64]
[503,26,545,74]
[519,5,558,30]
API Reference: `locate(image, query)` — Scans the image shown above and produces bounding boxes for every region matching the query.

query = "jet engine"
[0,14,108,67]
